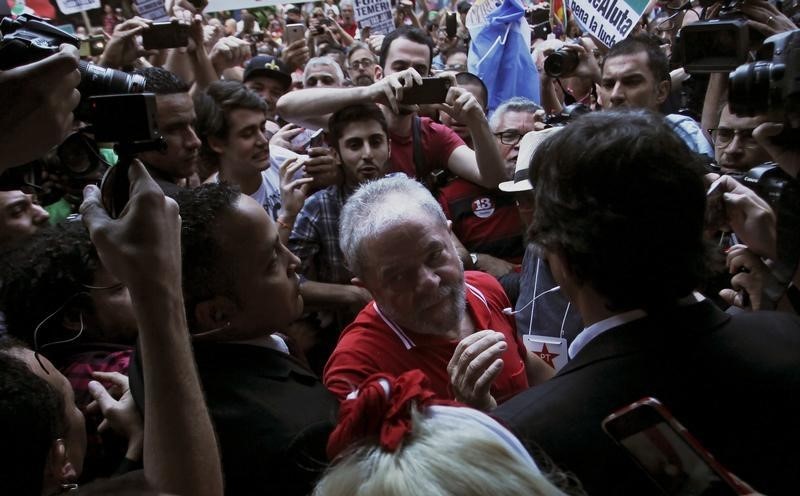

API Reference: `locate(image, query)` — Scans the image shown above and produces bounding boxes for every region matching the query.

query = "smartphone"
[285,23,306,44]
[445,12,457,38]
[400,78,452,105]
[141,21,190,50]
[602,397,752,495]
[705,179,727,231]
[307,128,326,149]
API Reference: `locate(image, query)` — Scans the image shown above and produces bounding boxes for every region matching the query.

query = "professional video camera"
[1,14,165,216]
[675,0,760,73]
[728,29,800,117]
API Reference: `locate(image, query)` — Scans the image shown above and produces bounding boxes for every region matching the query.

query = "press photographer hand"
[0,44,80,171]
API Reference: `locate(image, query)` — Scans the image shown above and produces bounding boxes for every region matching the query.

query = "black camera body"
[544,103,591,128]
[544,47,579,78]
[675,0,757,74]
[728,163,800,268]
[0,13,79,70]
[728,29,800,117]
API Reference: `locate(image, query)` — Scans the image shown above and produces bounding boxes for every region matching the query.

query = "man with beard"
[345,42,380,87]
[323,175,554,410]
[277,26,507,190]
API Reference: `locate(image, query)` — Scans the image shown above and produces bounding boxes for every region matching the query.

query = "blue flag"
[467,0,540,113]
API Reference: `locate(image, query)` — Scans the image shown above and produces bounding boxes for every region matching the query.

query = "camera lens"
[728,61,773,116]
[77,61,147,96]
[544,49,579,78]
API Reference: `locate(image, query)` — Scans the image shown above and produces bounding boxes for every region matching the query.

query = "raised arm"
[81,161,223,496]
[277,68,424,129]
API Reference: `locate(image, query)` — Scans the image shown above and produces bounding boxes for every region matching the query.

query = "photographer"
[541,34,713,156]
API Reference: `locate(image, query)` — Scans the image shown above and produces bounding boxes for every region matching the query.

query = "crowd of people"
[1,0,800,494]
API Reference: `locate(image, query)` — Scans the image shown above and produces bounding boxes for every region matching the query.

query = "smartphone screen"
[401,78,452,105]
[603,398,749,496]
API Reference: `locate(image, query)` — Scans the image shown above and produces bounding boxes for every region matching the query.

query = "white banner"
[55,0,100,15]
[134,0,169,21]
[567,0,648,47]
[205,0,305,13]
[353,0,393,36]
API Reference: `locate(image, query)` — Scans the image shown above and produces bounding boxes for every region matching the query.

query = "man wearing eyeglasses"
[345,42,381,87]
[438,98,544,285]
[711,104,771,173]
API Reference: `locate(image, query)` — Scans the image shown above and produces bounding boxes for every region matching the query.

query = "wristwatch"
[469,253,479,269]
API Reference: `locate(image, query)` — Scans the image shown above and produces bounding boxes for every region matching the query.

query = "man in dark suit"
[130,183,337,495]
[493,109,800,495]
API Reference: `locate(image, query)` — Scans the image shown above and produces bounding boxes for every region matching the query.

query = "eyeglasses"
[709,127,760,148]
[494,130,525,145]
[348,58,375,70]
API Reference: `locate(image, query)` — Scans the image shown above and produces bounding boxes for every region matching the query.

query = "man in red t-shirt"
[324,175,554,410]
[277,26,507,189]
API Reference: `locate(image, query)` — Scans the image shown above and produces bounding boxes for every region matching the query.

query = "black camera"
[0,14,147,98]
[675,0,761,74]
[1,14,164,217]
[544,46,579,78]
[728,29,800,117]
[544,103,591,128]
[728,163,800,269]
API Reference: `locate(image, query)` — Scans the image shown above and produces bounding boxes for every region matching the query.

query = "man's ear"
[207,135,227,156]
[375,65,383,81]
[656,78,671,105]
[46,439,77,486]
[194,296,237,331]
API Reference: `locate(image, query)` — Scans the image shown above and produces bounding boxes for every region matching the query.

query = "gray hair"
[489,97,542,131]
[340,0,354,8]
[339,175,448,278]
[303,56,345,85]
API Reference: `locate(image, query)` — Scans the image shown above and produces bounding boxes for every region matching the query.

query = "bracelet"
[276,219,293,230]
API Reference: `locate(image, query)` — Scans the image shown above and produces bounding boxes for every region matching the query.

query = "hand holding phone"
[399,77,452,105]
[602,397,754,495]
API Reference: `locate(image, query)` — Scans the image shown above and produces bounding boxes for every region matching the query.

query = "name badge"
[523,335,568,372]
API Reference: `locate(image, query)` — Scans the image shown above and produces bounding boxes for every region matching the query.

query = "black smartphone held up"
[602,397,752,496]
[445,11,458,38]
[400,78,452,105]
[141,21,190,50]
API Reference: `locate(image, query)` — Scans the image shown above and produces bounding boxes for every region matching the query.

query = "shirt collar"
[567,292,707,359]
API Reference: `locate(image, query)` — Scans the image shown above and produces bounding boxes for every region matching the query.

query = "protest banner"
[134,0,168,21]
[567,0,648,47]
[55,0,99,15]
[205,0,303,13]
[353,0,393,35]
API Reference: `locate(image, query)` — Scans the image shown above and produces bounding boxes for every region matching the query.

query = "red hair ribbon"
[326,369,457,459]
